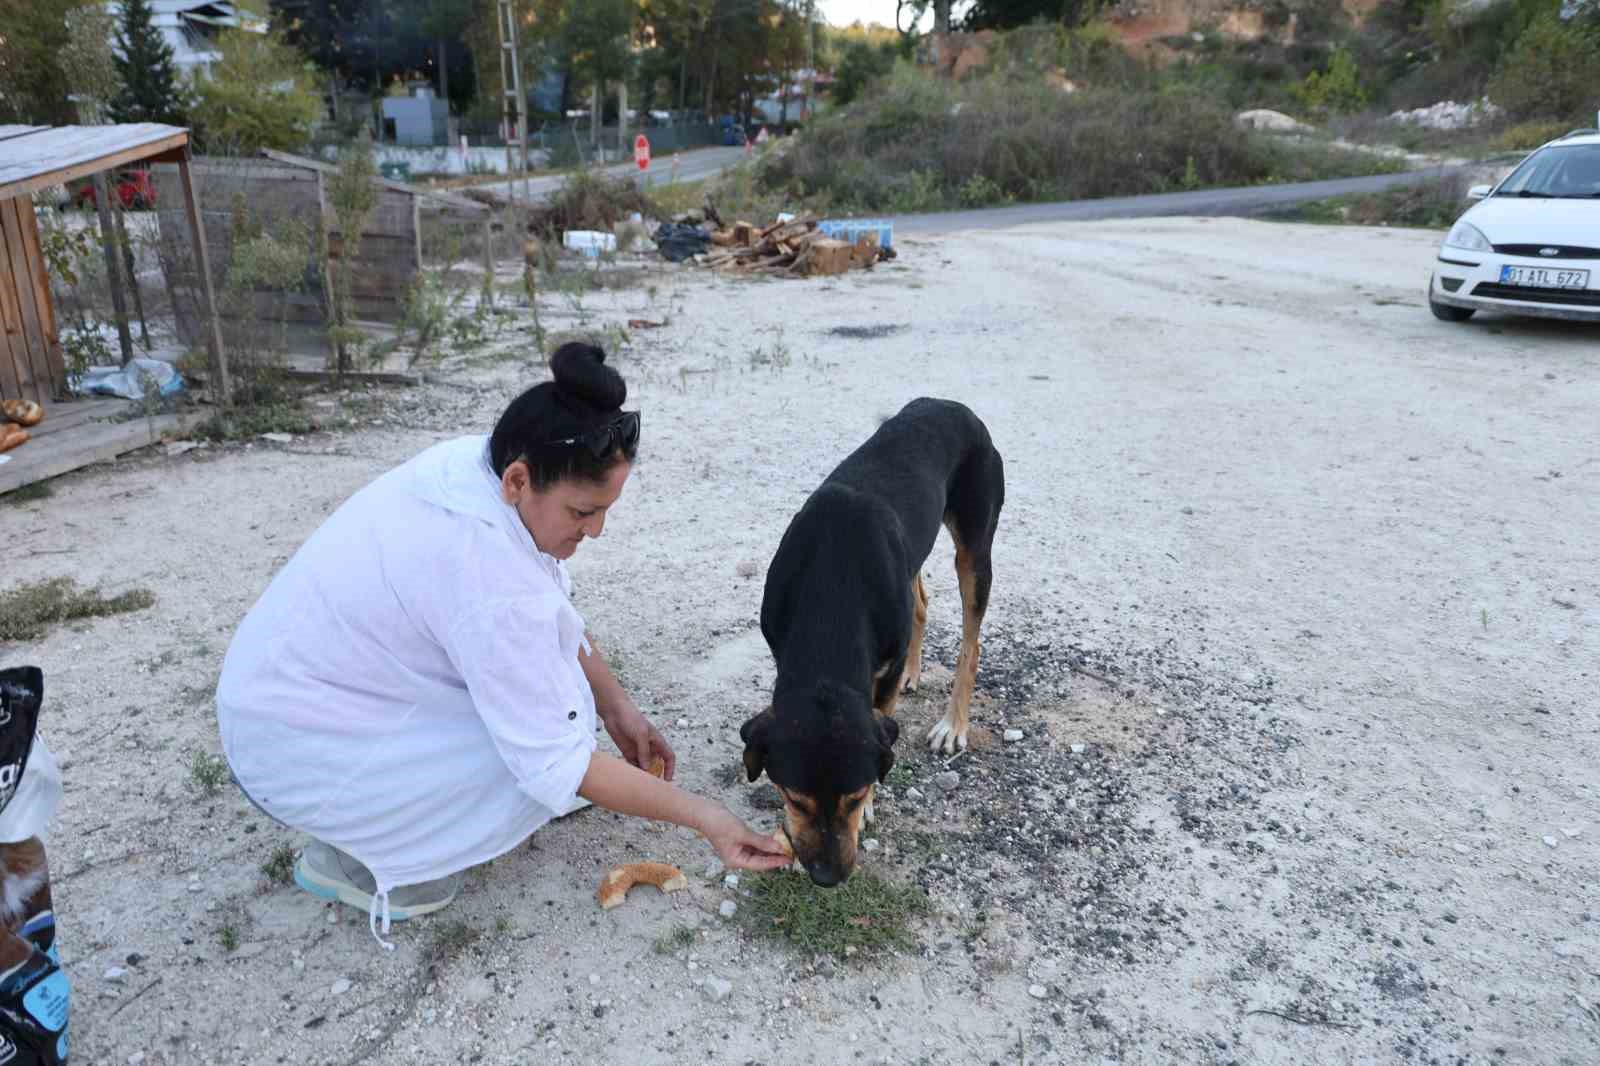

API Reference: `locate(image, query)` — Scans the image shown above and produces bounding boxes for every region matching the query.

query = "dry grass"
[0,577,155,642]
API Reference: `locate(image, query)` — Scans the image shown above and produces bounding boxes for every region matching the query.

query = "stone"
[331,978,352,996]
[905,787,924,801]
[1544,836,1559,849]
[703,977,733,1002]
[723,874,740,890]
[104,966,128,982]
[935,771,961,793]
[1070,743,1086,755]
[862,838,881,852]
[261,432,294,444]
[1028,984,1048,1000]
[1003,729,1024,743]
[719,900,738,919]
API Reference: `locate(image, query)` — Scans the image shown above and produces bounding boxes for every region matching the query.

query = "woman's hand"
[601,697,676,781]
[699,804,792,872]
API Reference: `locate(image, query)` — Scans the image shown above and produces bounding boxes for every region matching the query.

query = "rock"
[1544,835,1559,849]
[588,974,601,986]
[325,909,339,924]
[1235,109,1312,133]
[104,966,128,982]
[862,838,881,852]
[905,787,924,801]
[330,978,352,996]
[292,958,304,971]
[701,860,725,880]
[703,977,733,1002]
[261,432,294,444]
[1028,984,1048,1000]
[463,976,494,1004]
[1387,97,1502,130]
[935,771,961,793]
[128,1054,146,1066]
[1070,743,1086,755]
[164,440,199,457]
[719,900,738,919]
[1003,729,1024,743]
[723,874,740,890]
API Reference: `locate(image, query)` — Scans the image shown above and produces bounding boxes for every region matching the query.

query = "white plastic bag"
[70,357,184,401]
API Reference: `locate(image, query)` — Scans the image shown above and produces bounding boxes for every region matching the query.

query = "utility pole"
[805,0,815,122]
[496,0,530,210]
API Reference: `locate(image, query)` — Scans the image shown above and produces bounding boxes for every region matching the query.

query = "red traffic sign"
[634,133,650,171]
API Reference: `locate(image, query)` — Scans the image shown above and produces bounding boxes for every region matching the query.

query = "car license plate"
[1499,265,1589,289]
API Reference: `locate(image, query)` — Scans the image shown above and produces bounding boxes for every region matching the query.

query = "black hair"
[489,342,637,488]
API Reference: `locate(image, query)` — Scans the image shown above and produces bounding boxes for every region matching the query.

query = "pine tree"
[111,0,187,125]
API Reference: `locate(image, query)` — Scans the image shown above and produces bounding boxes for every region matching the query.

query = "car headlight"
[1443,221,1491,253]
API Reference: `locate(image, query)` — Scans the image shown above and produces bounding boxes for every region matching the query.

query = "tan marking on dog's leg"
[928,543,981,754]
[863,782,877,825]
[873,660,902,719]
[902,572,929,693]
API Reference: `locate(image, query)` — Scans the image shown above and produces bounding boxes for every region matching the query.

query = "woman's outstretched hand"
[699,805,792,872]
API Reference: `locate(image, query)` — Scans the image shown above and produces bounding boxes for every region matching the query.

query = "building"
[105,1,268,78]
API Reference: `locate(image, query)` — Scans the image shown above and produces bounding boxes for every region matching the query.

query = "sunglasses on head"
[543,410,640,458]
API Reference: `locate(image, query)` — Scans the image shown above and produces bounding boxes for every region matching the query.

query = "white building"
[105,1,268,76]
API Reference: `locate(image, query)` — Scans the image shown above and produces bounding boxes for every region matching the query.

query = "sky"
[815,0,931,29]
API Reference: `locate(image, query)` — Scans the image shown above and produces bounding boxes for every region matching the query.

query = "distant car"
[1428,130,1600,324]
[720,124,748,147]
[72,169,158,211]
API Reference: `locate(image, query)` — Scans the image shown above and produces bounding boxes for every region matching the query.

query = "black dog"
[740,398,1004,886]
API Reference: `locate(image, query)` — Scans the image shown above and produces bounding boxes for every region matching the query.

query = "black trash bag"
[652,223,712,263]
[0,668,42,816]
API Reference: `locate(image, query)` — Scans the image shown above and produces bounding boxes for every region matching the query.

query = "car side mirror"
[1467,184,1492,201]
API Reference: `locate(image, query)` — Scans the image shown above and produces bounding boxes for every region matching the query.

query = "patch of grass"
[883,761,914,788]
[423,920,480,966]
[0,577,156,642]
[218,923,240,952]
[736,869,929,959]
[1267,171,1470,230]
[3,482,53,504]
[260,844,297,884]
[652,925,698,954]
[192,403,324,442]
[188,751,229,797]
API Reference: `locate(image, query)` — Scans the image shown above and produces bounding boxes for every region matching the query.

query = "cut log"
[732,221,756,246]
[805,238,853,277]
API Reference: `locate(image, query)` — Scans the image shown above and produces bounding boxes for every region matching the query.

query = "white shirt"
[217,435,598,892]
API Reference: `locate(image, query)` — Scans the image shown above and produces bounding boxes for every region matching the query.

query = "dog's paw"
[925,715,968,754]
[900,670,920,694]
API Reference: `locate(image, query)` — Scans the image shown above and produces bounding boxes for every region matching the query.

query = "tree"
[0,0,85,124]
[190,28,324,154]
[60,3,120,123]
[961,0,1091,30]
[111,0,187,124]
[1488,9,1600,120]
[831,39,896,107]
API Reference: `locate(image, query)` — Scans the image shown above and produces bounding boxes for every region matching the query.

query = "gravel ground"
[2,216,1596,1066]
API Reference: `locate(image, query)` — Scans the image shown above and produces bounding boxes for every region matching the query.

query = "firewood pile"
[700,216,895,277]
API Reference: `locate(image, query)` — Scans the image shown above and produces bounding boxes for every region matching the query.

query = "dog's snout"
[805,861,846,888]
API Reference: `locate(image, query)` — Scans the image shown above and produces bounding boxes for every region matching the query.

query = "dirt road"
[6,217,1596,1065]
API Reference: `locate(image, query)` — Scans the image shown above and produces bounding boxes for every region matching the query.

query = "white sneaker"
[292,841,459,921]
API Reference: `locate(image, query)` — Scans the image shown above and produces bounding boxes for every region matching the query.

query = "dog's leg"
[928,533,993,754]
[863,782,877,825]
[901,572,929,693]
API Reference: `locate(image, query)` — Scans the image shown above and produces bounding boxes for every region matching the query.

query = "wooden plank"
[0,411,188,497]
[19,398,131,439]
[0,201,32,401]
[12,200,66,397]
[0,126,189,203]
[0,202,48,401]
[0,126,48,143]
[258,148,488,217]
[177,153,230,403]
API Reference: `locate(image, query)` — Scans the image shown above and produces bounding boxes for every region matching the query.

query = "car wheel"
[1429,296,1475,322]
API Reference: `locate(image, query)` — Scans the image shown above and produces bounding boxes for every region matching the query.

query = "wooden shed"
[0,123,226,495]
[0,123,227,405]
[152,148,490,342]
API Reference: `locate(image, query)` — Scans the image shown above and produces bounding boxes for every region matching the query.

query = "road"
[897,164,1468,233]
[472,144,747,205]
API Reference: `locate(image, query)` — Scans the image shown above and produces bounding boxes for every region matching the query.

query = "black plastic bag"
[652,223,712,263]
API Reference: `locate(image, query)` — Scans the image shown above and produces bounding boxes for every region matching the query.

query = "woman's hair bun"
[550,341,625,413]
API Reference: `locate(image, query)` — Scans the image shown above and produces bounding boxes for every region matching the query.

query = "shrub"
[190,28,322,154]
[1487,11,1600,121]
[1292,46,1369,115]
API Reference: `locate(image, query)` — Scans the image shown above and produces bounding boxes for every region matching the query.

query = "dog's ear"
[874,713,899,783]
[739,707,775,783]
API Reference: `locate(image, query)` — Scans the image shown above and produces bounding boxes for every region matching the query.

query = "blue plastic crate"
[817,218,893,249]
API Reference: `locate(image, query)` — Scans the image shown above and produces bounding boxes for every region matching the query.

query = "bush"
[832,39,897,107]
[1292,46,1369,115]
[1488,11,1600,120]
[190,28,322,154]
[1493,118,1573,151]
[755,65,1397,214]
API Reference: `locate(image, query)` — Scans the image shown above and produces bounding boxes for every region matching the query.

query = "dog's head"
[739,680,899,887]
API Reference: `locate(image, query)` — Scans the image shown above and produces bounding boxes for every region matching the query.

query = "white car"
[1428,129,1600,324]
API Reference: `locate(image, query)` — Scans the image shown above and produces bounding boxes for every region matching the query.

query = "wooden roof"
[0,124,190,202]
[259,148,490,218]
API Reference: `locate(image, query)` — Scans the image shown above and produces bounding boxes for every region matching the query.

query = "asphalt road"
[473,144,748,205]
[895,164,1467,234]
